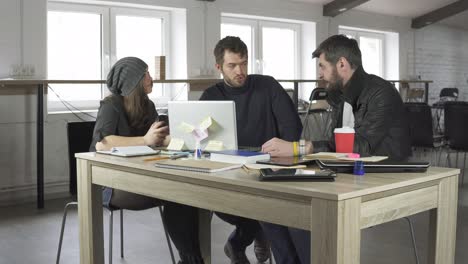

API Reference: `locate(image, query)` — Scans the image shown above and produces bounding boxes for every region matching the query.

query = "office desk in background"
[0,79,46,208]
[76,153,459,264]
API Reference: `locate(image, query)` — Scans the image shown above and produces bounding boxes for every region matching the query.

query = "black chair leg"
[120,209,124,258]
[404,217,420,264]
[109,209,113,264]
[56,202,78,264]
[158,207,176,264]
[461,152,467,185]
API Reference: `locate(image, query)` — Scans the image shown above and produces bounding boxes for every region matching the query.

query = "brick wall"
[407,25,468,104]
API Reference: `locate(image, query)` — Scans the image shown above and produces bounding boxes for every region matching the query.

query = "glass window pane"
[262,27,295,87]
[47,11,102,101]
[116,15,164,97]
[360,36,382,77]
[221,23,253,74]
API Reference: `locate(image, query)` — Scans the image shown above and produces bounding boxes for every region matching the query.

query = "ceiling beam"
[412,0,468,29]
[323,0,371,17]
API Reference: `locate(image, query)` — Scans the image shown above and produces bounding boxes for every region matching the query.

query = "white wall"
[1,0,467,205]
[0,0,21,78]
[405,25,468,103]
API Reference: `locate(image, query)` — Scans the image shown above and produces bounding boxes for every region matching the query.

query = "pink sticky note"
[347,153,360,158]
[192,128,208,142]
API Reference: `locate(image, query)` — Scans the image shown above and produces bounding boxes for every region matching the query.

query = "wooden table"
[76,153,459,264]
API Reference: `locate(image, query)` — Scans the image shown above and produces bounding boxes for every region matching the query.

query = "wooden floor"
[0,185,467,264]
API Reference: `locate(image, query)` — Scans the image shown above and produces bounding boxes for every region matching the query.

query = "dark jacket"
[326,66,412,161]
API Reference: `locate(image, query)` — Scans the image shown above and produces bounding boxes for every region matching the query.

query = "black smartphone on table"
[259,168,336,181]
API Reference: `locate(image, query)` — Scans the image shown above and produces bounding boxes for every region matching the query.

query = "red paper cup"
[334,127,355,153]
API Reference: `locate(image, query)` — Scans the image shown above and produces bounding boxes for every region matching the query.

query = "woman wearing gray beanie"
[90,57,205,264]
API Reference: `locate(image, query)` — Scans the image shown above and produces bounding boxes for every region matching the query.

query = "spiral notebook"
[154,159,242,173]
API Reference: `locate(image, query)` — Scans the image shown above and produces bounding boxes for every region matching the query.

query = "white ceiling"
[290,0,468,30]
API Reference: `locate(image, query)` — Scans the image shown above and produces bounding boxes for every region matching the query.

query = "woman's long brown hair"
[123,79,152,133]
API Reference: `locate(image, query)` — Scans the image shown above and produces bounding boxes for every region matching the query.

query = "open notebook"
[154,159,242,173]
[97,146,160,157]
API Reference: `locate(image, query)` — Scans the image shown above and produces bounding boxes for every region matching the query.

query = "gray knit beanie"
[107,57,148,96]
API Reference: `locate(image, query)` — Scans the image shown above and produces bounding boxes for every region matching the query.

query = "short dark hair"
[312,35,362,69]
[214,36,248,65]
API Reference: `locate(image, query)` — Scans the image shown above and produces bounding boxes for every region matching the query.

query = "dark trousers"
[109,189,204,263]
[215,212,262,251]
[261,222,310,264]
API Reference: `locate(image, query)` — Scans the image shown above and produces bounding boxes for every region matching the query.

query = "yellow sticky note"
[204,140,224,152]
[167,138,185,150]
[199,116,213,130]
[178,122,195,133]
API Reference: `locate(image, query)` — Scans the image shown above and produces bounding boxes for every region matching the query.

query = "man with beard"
[260,35,411,264]
[200,36,302,264]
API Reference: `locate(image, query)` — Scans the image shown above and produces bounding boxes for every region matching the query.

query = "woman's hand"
[261,137,294,157]
[144,121,169,146]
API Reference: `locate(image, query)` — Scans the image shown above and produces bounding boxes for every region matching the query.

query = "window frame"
[258,20,301,79]
[340,28,385,77]
[221,15,301,81]
[221,16,257,73]
[47,2,171,112]
[47,2,109,112]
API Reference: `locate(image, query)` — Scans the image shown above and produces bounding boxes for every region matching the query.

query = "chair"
[301,88,333,143]
[444,101,468,185]
[399,82,425,103]
[432,88,459,134]
[309,87,328,101]
[439,87,459,101]
[56,121,176,264]
[404,103,443,166]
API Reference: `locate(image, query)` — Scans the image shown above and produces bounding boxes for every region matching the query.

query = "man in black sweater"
[200,36,302,264]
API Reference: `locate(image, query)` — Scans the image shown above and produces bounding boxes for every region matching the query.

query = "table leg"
[425,82,429,104]
[37,84,44,208]
[311,197,361,264]
[78,159,104,264]
[428,175,458,264]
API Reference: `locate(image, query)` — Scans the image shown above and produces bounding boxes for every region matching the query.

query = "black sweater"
[200,75,302,148]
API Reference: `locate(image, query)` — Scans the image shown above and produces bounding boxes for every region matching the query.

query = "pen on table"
[144,153,189,162]
[170,153,190,159]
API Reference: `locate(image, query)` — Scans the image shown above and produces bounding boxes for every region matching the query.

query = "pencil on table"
[144,156,171,162]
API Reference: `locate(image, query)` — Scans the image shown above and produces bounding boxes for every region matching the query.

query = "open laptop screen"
[168,101,238,151]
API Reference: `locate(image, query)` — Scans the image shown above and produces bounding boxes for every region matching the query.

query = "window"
[47,3,170,112]
[221,16,300,88]
[339,28,384,77]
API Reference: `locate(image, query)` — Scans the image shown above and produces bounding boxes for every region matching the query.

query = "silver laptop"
[168,101,238,151]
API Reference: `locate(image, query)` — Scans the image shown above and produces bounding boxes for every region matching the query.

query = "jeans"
[261,222,310,264]
[215,212,262,251]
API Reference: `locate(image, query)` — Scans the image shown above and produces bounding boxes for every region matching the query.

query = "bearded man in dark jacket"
[261,34,412,264]
[263,34,411,161]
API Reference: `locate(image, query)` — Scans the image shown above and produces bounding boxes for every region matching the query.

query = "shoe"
[224,241,250,264]
[254,232,271,263]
